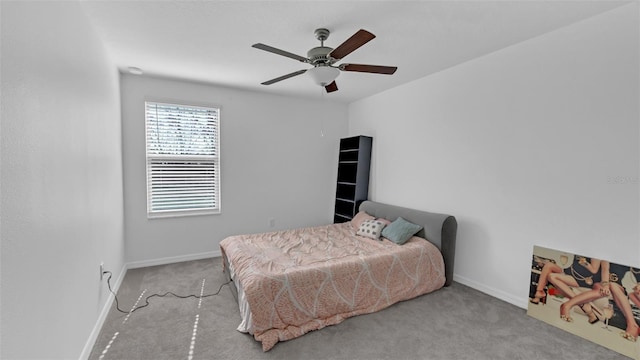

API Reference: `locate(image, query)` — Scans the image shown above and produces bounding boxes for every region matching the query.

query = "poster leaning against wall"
[527,245,640,360]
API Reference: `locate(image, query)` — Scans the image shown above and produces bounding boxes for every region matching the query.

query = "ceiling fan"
[252,28,397,93]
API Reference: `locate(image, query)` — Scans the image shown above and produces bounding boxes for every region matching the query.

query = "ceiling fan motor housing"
[307,46,334,66]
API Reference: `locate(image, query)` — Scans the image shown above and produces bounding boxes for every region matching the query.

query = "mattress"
[220,221,446,351]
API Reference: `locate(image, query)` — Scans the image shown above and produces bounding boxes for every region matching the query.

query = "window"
[145,101,220,218]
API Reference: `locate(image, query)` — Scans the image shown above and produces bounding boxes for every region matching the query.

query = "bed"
[220,200,457,351]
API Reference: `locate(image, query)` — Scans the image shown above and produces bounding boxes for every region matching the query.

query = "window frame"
[144,100,221,219]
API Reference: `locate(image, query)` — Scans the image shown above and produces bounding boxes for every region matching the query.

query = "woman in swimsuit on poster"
[530,255,604,324]
[608,264,640,342]
[557,262,639,342]
[555,260,610,324]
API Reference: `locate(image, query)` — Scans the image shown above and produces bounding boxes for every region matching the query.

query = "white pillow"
[356,219,387,240]
[350,211,375,230]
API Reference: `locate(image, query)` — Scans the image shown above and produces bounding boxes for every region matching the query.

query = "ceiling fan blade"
[329,29,375,60]
[325,81,338,93]
[261,69,308,85]
[340,63,397,75]
[252,43,308,62]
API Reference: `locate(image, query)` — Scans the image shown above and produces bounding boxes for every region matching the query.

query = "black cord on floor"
[103,271,232,314]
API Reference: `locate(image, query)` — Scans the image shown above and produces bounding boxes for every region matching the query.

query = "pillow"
[381,217,423,245]
[376,218,392,226]
[356,219,387,240]
[350,211,375,230]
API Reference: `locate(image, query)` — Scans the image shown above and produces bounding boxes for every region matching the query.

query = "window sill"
[147,209,221,219]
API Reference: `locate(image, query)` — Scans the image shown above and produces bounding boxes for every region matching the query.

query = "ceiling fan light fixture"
[307,66,339,86]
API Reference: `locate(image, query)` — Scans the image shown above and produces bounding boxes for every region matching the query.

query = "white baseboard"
[453,273,529,310]
[127,250,222,269]
[79,263,127,360]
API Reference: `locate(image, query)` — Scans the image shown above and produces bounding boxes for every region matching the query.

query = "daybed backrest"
[359,200,457,287]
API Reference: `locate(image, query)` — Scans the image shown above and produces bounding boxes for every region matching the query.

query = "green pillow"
[381,217,423,245]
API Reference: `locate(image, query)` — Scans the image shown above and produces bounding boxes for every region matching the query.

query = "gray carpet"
[89,257,630,360]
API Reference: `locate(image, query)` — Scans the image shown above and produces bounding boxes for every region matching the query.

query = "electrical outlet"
[268,218,275,228]
[100,262,104,281]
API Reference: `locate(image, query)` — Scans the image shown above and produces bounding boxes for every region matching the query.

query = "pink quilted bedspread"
[220,222,446,351]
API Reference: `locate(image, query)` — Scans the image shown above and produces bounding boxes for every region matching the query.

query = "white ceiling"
[80,0,628,103]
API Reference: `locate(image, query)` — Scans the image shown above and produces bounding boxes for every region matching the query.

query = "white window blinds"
[145,101,220,217]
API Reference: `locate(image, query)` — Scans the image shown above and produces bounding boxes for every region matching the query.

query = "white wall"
[1,1,125,359]
[120,75,348,264]
[349,4,639,307]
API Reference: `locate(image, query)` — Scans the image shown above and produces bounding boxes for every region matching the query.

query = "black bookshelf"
[333,136,372,223]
